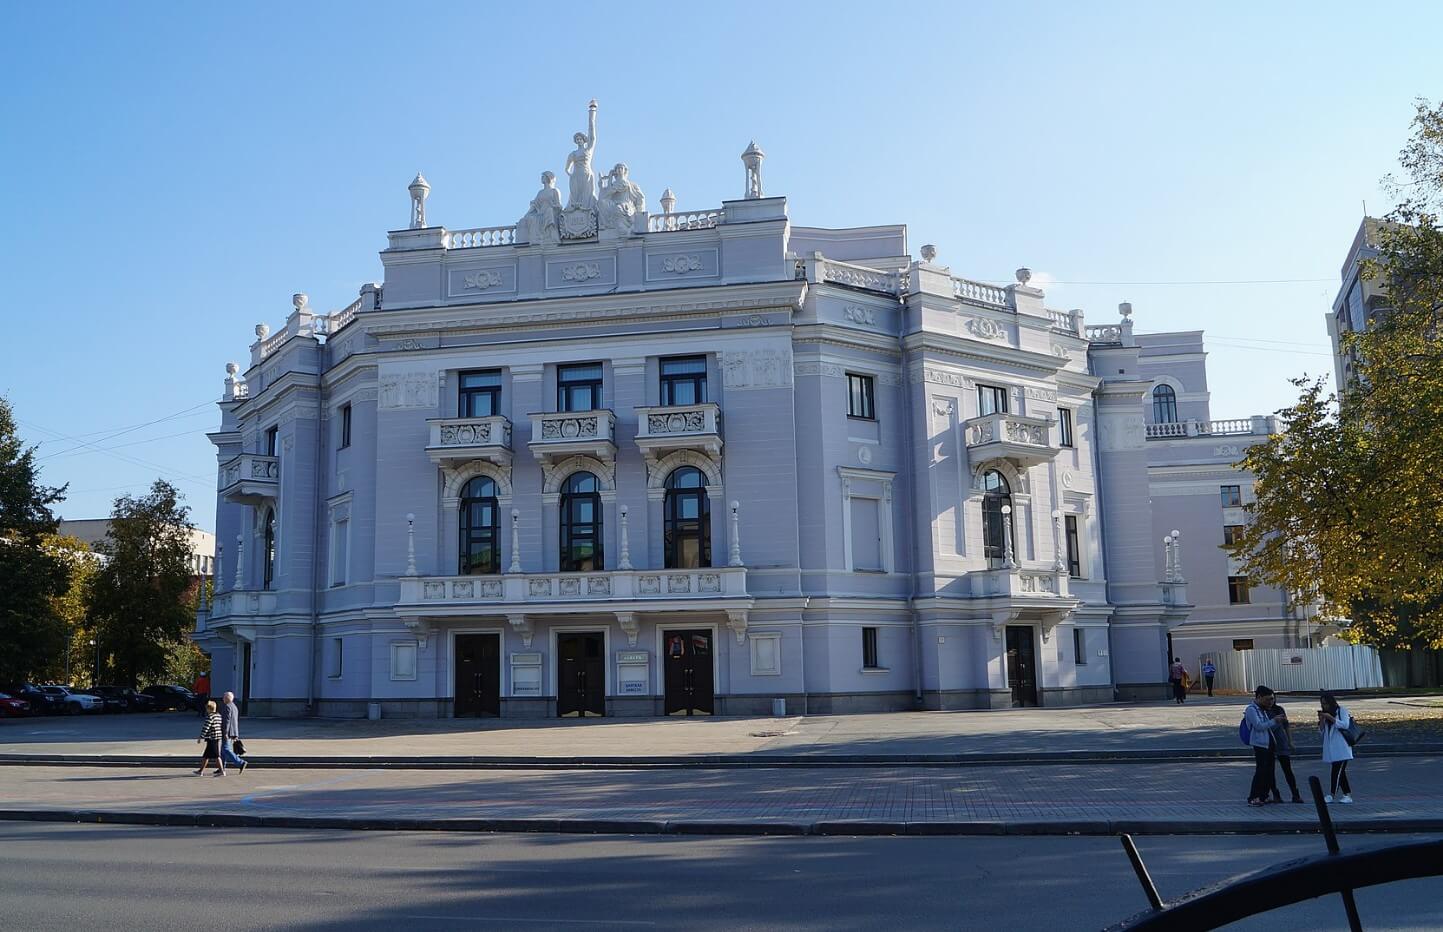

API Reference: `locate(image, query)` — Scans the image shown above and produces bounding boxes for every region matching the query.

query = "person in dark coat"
[1267,701,1304,803]
[219,691,248,774]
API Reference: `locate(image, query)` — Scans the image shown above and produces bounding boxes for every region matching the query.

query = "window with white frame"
[330,518,349,587]
[849,498,883,572]
[1064,514,1083,578]
[390,641,418,681]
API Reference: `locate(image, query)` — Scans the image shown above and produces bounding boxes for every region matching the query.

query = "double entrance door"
[557,632,606,717]
[454,633,500,717]
[1005,625,1039,708]
[663,629,714,716]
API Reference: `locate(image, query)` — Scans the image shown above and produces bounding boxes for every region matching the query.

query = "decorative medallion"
[965,317,1006,341]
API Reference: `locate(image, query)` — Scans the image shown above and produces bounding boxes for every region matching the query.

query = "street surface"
[2,694,1439,760]
[2,823,1439,930]
[2,757,1439,831]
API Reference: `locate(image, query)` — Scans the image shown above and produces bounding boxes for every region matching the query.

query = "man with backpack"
[1241,685,1285,806]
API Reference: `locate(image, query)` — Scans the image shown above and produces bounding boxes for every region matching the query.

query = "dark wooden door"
[557,633,605,717]
[240,642,252,716]
[1005,625,1038,707]
[663,629,715,716]
[454,633,500,717]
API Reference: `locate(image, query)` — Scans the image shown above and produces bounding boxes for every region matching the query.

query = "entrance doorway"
[453,633,500,717]
[1005,625,1038,707]
[557,632,605,717]
[240,641,252,715]
[662,629,714,716]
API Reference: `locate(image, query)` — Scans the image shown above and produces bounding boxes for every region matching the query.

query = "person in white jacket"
[1243,686,1285,806]
[1318,690,1355,803]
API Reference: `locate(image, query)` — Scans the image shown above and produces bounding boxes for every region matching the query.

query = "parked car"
[140,684,201,712]
[40,685,104,714]
[89,686,158,713]
[0,692,32,717]
[3,684,65,715]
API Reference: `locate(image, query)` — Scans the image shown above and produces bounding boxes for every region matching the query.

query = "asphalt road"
[2,823,1440,930]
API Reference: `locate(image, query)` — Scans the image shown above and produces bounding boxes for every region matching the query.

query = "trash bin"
[771,698,786,717]
[367,702,381,721]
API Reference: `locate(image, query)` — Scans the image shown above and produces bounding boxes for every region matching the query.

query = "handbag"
[1340,720,1365,747]
[232,739,248,756]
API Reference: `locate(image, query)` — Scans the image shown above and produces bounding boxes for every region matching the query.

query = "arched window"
[980,470,1013,568]
[460,476,500,575]
[1152,384,1178,423]
[664,466,711,568]
[560,472,603,572]
[262,508,277,589]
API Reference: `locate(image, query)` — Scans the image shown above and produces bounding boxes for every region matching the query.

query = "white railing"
[965,412,1052,449]
[1085,323,1123,343]
[1203,418,1254,436]
[219,453,278,491]
[821,259,903,296]
[1046,309,1081,334]
[634,403,721,440]
[952,277,1009,307]
[647,210,723,232]
[1146,418,1272,440]
[328,296,362,333]
[529,410,617,447]
[398,566,749,606]
[1145,422,1188,439]
[258,329,288,359]
[428,416,512,450]
[447,226,516,249]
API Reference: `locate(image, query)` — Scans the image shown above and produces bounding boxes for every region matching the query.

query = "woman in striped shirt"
[196,700,226,776]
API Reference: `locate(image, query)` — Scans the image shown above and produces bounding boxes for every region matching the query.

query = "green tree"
[1233,100,1443,648]
[86,480,197,686]
[0,396,71,684]
[42,534,99,685]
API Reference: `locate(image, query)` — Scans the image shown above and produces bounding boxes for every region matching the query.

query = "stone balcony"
[528,410,617,464]
[968,565,1072,601]
[426,416,513,467]
[964,412,1056,467]
[633,403,723,461]
[219,453,279,505]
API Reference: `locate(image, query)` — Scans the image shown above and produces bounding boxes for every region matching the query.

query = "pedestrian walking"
[196,700,226,777]
[1202,659,1217,697]
[1169,657,1187,704]
[1266,701,1304,803]
[219,690,248,774]
[1242,685,1284,806]
[1319,691,1355,804]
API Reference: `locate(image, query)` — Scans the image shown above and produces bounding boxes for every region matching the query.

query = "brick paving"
[2,756,1439,830]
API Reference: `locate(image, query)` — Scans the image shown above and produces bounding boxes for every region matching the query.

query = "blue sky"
[2,2,1437,531]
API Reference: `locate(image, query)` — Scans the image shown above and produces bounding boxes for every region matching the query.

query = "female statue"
[565,100,598,211]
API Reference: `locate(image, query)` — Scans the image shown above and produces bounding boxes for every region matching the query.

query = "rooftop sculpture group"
[518,99,645,245]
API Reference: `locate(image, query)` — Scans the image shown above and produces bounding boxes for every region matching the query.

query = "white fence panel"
[1200,645,1382,693]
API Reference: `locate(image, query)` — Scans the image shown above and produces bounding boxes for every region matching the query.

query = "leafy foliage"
[85,480,197,686]
[43,534,99,685]
[0,396,71,684]
[1233,100,1443,648]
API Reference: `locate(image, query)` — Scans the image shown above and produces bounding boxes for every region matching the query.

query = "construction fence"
[1196,645,1384,694]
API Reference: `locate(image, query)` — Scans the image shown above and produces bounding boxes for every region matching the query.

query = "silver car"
[40,686,104,714]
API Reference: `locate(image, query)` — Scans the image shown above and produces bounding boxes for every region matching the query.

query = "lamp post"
[89,638,98,687]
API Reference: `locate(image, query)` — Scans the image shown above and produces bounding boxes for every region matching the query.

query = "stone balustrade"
[964,412,1056,466]
[1046,308,1082,335]
[219,453,279,505]
[1145,417,1276,440]
[633,402,722,459]
[447,226,517,249]
[1085,323,1123,343]
[528,410,617,461]
[327,296,362,333]
[819,259,904,296]
[426,415,513,466]
[952,276,1009,307]
[398,565,749,608]
[969,565,1072,601]
[647,210,723,232]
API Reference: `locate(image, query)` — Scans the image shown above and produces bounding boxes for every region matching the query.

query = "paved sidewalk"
[2,756,1440,836]
[3,695,1440,765]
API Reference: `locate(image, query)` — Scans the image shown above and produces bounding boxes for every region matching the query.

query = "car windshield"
[0,692,11,699]
[42,687,65,694]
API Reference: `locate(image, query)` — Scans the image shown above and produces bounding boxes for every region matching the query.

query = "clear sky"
[2,2,1437,532]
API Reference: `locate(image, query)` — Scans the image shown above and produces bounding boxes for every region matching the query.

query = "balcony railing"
[633,402,722,459]
[968,566,1073,601]
[1046,308,1083,335]
[1145,417,1277,440]
[398,566,749,608]
[219,453,278,505]
[446,225,516,248]
[819,259,904,296]
[426,416,513,466]
[964,412,1056,467]
[952,276,1009,307]
[528,410,617,462]
[647,209,723,232]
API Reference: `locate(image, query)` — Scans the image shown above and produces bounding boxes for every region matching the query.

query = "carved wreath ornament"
[661,255,702,274]
[541,416,598,439]
[965,317,1006,341]
[649,411,705,433]
[560,263,602,282]
[464,270,503,290]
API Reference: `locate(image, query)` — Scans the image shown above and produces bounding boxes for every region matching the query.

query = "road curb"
[2,808,1440,838]
[1,745,1440,770]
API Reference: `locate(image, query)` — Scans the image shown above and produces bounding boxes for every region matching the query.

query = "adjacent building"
[59,518,216,577]
[196,105,1203,718]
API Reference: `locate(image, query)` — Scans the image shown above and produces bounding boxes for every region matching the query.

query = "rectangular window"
[862,626,880,669]
[1223,525,1244,547]
[1064,515,1083,578]
[846,373,875,420]
[1232,638,1255,652]
[660,356,707,406]
[849,497,883,571]
[1220,485,1242,507]
[330,518,348,587]
[459,370,502,418]
[390,642,417,681]
[978,384,1009,416]
[328,638,343,678]
[557,363,603,412]
[1073,628,1087,665]
[1058,408,1074,447]
[339,404,352,449]
[265,426,278,457]
[1228,575,1251,604]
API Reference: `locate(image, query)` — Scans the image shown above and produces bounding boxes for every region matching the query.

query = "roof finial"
[408,172,431,229]
[741,141,765,199]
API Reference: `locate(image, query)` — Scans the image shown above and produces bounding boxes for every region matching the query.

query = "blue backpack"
[1238,715,1251,746]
